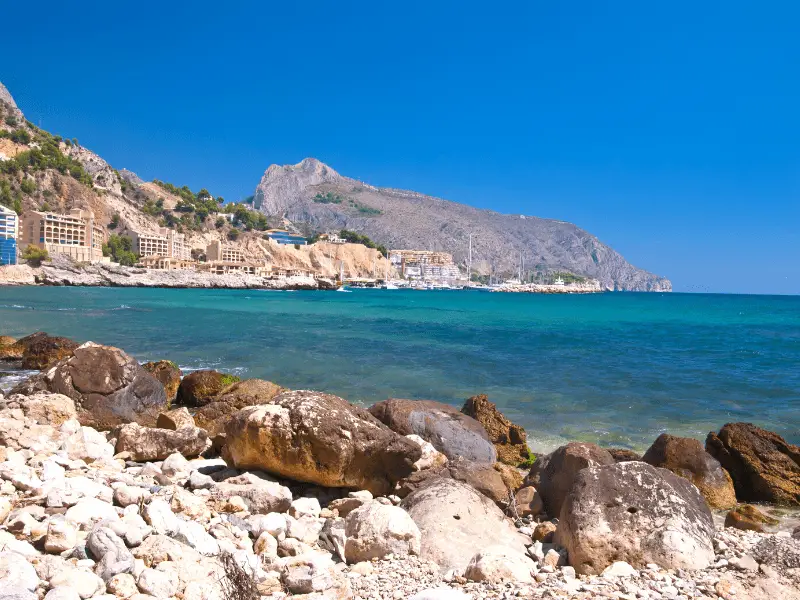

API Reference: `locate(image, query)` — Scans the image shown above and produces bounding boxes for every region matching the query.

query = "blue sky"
[3,1,799,294]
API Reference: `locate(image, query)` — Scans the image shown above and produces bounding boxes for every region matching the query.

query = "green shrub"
[21,245,49,266]
[227,228,240,241]
[104,234,139,266]
[20,178,36,194]
[109,213,120,229]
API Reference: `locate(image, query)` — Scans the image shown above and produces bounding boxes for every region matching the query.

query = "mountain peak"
[254,158,340,211]
[0,82,23,121]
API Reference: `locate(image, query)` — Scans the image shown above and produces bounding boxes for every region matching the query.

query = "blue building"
[265,230,307,245]
[0,205,18,265]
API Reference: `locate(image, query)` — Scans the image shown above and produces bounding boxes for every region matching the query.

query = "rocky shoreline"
[0,256,338,291]
[0,332,798,600]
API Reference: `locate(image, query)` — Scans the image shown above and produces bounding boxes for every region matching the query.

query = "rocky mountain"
[253,159,671,291]
[0,83,392,280]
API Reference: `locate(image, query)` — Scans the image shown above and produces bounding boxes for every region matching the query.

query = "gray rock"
[12,343,167,431]
[369,398,496,464]
[87,526,134,582]
[211,472,292,514]
[115,424,208,462]
[555,461,715,575]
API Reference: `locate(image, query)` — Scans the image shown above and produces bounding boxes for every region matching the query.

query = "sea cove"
[1,287,797,451]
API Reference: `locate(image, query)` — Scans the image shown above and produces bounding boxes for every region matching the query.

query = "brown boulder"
[536,442,614,518]
[11,342,168,430]
[176,370,240,407]
[706,423,800,506]
[115,422,209,461]
[142,361,182,403]
[724,504,779,533]
[608,448,642,462]
[0,332,78,369]
[461,394,531,466]
[514,486,544,517]
[369,398,496,463]
[643,433,736,509]
[223,390,422,495]
[193,379,283,436]
[156,407,194,430]
[0,336,16,346]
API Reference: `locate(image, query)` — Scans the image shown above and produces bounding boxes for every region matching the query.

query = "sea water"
[1,287,798,452]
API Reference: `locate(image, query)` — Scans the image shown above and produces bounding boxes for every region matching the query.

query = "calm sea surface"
[1,288,798,452]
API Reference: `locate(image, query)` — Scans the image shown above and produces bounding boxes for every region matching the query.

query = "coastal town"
[0,205,599,292]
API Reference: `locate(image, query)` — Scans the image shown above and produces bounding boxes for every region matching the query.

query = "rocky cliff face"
[253,159,671,291]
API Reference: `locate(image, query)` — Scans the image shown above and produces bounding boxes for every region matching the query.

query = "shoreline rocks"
[369,398,497,464]
[1,331,799,599]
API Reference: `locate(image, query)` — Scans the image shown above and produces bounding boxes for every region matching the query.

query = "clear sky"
[3,1,799,294]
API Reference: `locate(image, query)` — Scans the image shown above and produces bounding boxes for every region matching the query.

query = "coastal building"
[265,229,307,245]
[139,256,196,271]
[389,249,463,283]
[0,205,18,265]
[20,208,105,263]
[197,261,271,276]
[318,232,346,244]
[130,228,190,260]
[206,240,245,262]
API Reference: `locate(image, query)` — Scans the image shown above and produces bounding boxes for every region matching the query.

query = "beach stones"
[343,501,421,562]
[461,394,531,466]
[114,422,209,461]
[369,398,496,464]
[535,442,614,518]
[142,360,182,402]
[193,378,283,436]
[706,422,800,506]
[223,390,421,495]
[555,461,715,575]
[401,478,528,573]
[11,342,167,430]
[176,369,239,407]
[643,433,736,509]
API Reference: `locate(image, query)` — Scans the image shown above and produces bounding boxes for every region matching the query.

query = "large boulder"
[142,361,182,402]
[536,442,614,518]
[401,478,528,573]
[114,422,209,461]
[176,370,239,407]
[555,461,715,575]
[394,457,511,506]
[706,423,800,506]
[193,379,283,436]
[224,390,421,495]
[0,332,78,369]
[369,398,496,464]
[642,433,736,509]
[18,332,79,370]
[11,342,167,430]
[461,394,531,466]
[344,501,421,562]
[463,545,534,583]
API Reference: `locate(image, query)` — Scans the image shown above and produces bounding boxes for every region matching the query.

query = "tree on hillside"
[21,245,49,266]
[102,234,138,266]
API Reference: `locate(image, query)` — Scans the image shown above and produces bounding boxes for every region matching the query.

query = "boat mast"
[467,233,472,284]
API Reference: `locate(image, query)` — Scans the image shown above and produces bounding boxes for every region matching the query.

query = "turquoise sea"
[0,288,798,452]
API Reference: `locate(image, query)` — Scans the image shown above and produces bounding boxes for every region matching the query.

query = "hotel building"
[130,228,190,260]
[20,209,105,263]
[0,205,18,265]
[206,240,245,262]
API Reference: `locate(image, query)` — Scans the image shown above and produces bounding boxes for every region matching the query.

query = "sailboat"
[336,261,351,292]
